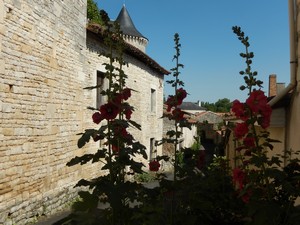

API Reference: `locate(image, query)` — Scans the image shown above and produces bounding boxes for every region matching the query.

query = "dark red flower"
[246,90,268,113]
[176,88,187,102]
[232,100,249,121]
[122,88,131,100]
[165,96,177,112]
[243,137,255,148]
[258,104,272,129]
[113,125,128,137]
[149,160,160,172]
[172,108,184,121]
[100,102,120,120]
[112,145,119,153]
[112,93,122,105]
[92,112,103,124]
[234,123,249,139]
[124,108,132,120]
[233,167,246,189]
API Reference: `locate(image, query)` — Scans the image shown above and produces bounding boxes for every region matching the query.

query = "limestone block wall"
[0,1,166,224]
[0,1,103,224]
[86,32,164,164]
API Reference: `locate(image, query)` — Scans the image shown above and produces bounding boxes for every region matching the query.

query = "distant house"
[179,101,206,114]
[162,104,198,160]
[195,111,225,146]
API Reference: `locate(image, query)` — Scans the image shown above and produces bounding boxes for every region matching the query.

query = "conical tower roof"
[115,5,147,40]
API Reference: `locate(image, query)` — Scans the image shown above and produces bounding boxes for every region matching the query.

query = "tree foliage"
[87,0,103,24]
[201,98,232,112]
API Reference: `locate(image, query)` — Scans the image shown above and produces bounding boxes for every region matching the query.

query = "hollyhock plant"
[92,112,103,124]
[67,13,149,225]
[231,99,249,121]
[233,167,246,189]
[172,108,184,121]
[124,107,133,120]
[122,88,131,100]
[245,90,268,113]
[149,160,160,172]
[243,136,255,148]
[99,102,120,120]
[233,122,249,139]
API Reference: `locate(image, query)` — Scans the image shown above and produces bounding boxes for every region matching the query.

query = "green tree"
[215,98,232,112]
[201,98,232,112]
[87,0,103,24]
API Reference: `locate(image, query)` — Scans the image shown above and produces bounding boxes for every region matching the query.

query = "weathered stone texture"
[1,0,165,224]
[0,0,102,224]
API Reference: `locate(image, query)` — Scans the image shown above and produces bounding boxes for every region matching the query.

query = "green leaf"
[72,191,99,212]
[92,149,107,163]
[128,119,142,130]
[77,129,97,148]
[266,138,281,143]
[67,154,94,166]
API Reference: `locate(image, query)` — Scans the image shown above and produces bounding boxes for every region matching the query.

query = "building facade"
[0,1,168,224]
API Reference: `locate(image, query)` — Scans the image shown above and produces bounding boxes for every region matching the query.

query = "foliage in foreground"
[65,7,300,225]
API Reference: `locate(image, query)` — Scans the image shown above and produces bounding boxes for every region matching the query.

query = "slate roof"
[179,102,206,111]
[115,5,147,40]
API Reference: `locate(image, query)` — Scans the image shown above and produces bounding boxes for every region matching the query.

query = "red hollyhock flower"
[124,108,132,120]
[233,167,246,189]
[172,108,184,121]
[122,88,131,100]
[113,125,128,137]
[246,90,268,113]
[234,123,249,139]
[100,102,120,120]
[112,124,133,144]
[92,112,103,124]
[176,88,187,102]
[112,145,119,153]
[166,96,177,112]
[243,137,255,148]
[232,100,249,121]
[258,104,272,129]
[112,93,122,105]
[149,160,160,172]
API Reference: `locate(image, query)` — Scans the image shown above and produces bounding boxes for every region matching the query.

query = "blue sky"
[95,0,290,103]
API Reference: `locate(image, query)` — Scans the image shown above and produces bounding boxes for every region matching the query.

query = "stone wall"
[1,1,100,224]
[86,32,164,162]
[0,1,165,224]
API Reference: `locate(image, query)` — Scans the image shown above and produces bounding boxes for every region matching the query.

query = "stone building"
[0,1,168,224]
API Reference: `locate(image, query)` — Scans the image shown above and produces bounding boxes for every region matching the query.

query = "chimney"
[268,74,277,97]
[276,83,285,94]
[197,100,201,107]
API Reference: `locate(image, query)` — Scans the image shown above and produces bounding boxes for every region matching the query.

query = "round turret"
[115,5,148,52]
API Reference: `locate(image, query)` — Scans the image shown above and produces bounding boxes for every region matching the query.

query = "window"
[151,88,156,112]
[96,71,105,109]
[149,138,156,160]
